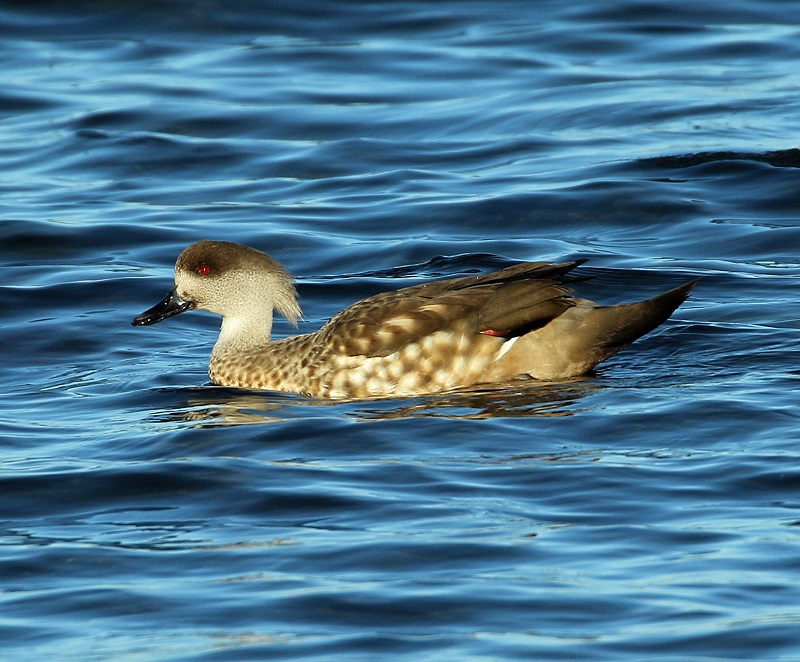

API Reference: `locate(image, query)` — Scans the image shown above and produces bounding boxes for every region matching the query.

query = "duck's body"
[133,240,696,399]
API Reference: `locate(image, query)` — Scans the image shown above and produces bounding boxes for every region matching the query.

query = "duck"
[132,240,696,399]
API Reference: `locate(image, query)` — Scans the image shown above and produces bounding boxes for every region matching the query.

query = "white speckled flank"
[133,240,697,399]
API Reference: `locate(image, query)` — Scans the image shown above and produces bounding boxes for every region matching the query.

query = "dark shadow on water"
[640,147,800,169]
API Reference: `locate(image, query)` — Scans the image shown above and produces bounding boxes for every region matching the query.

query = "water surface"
[1,1,799,660]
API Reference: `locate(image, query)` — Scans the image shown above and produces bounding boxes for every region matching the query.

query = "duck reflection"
[154,377,601,427]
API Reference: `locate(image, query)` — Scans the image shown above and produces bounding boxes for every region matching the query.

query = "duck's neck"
[215,311,273,350]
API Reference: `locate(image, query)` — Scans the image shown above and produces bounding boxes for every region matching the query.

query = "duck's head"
[132,240,301,336]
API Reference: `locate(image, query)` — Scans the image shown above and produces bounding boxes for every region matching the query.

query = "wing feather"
[319,260,585,357]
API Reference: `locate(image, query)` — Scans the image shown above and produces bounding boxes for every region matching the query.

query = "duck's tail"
[588,278,699,352]
[491,278,698,380]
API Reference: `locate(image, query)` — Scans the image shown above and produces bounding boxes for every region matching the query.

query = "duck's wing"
[318,260,586,358]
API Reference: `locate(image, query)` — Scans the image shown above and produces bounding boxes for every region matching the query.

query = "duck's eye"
[198,265,211,276]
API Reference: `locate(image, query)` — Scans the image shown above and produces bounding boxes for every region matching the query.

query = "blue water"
[2,1,800,659]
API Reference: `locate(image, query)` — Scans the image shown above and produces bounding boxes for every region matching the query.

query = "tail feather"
[490,278,698,381]
[593,279,698,350]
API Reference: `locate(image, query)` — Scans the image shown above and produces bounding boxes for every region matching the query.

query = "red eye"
[198,265,211,275]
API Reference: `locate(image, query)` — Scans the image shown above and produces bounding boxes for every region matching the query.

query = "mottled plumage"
[133,240,696,399]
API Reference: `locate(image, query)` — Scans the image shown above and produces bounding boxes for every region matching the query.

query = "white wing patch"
[495,336,518,361]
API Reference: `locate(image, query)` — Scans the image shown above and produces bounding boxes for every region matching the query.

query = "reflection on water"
[154,378,600,426]
[350,379,598,421]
